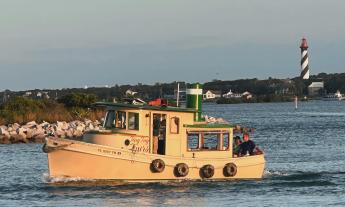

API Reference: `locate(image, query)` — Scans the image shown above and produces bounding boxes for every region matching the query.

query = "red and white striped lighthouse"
[300,38,310,79]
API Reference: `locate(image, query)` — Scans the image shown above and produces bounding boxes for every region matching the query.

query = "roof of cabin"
[184,123,234,128]
[93,102,197,113]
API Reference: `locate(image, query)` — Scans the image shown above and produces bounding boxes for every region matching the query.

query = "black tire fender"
[223,163,237,177]
[174,163,189,177]
[150,159,165,173]
[200,164,215,179]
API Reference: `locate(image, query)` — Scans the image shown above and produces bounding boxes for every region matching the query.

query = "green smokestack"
[186,83,203,121]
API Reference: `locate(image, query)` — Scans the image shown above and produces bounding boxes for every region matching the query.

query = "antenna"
[177,83,180,107]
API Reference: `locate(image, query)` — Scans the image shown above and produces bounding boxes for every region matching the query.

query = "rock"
[76,125,84,132]
[25,128,34,140]
[0,126,8,135]
[9,130,17,137]
[0,135,10,144]
[45,128,55,136]
[39,121,50,129]
[73,129,83,137]
[69,122,77,128]
[12,123,21,129]
[65,129,73,138]
[95,120,101,126]
[33,134,46,143]
[84,119,92,126]
[31,127,45,139]
[26,121,37,127]
[54,121,65,130]
[55,129,66,138]
[10,132,28,143]
[1,119,103,144]
[16,127,28,135]
[87,124,94,130]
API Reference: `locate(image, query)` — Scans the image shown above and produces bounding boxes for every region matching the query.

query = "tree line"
[0,93,103,125]
[0,72,344,124]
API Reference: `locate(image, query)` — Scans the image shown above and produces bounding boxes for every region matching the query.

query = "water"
[1,100,344,206]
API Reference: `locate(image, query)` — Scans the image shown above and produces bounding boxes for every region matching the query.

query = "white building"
[37,91,50,99]
[242,91,252,99]
[308,82,324,96]
[222,90,234,98]
[203,90,221,100]
[23,92,32,97]
[222,90,248,99]
[125,89,138,96]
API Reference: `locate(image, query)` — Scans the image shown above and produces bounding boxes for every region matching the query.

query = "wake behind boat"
[43,83,265,181]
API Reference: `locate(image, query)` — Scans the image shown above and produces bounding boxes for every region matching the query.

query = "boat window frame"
[186,130,230,152]
[103,110,127,130]
[115,110,127,129]
[170,116,180,134]
[104,110,116,129]
[128,112,140,130]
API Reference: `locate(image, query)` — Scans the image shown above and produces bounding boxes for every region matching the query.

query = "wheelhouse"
[84,103,234,159]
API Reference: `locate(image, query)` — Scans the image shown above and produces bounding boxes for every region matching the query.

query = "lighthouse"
[300,38,310,79]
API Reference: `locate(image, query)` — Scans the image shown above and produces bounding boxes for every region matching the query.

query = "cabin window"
[170,117,180,134]
[115,111,126,129]
[187,131,230,151]
[128,112,139,130]
[187,133,199,150]
[223,133,229,150]
[104,110,126,129]
[202,133,219,150]
[104,110,116,128]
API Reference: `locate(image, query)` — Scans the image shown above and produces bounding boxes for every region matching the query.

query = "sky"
[1,0,345,91]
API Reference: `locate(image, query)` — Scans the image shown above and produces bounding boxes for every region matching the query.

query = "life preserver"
[150,159,165,173]
[200,164,215,179]
[174,163,189,177]
[223,163,237,177]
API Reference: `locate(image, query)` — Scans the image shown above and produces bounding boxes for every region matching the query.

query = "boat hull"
[46,138,265,181]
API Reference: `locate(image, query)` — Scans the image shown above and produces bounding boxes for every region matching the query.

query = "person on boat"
[152,115,160,154]
[233,136,242,156]
[238,133,256,156]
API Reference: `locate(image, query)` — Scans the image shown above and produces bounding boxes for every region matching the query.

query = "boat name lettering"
[97,149,121,155]
[129,136,150,153]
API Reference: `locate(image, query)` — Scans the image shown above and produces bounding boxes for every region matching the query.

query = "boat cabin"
[83,102,234,159]
[45,83,265,180]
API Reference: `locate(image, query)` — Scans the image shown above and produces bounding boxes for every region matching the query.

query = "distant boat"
[323,90,344,101]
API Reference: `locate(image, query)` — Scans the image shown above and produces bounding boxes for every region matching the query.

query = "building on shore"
[242,91,253,99]
[308,82,324,96]
[222,90,252,100]
[203,90,221,100]
[125,89,138,96]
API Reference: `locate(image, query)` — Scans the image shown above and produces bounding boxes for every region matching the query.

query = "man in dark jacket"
[239,133,256,156]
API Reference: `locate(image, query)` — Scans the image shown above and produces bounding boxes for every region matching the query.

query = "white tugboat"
[43,83,265,181]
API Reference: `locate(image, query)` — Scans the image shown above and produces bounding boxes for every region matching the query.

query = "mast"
[176,83,180,107]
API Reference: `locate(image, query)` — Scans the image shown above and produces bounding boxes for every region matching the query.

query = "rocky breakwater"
[0,120,102,144]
